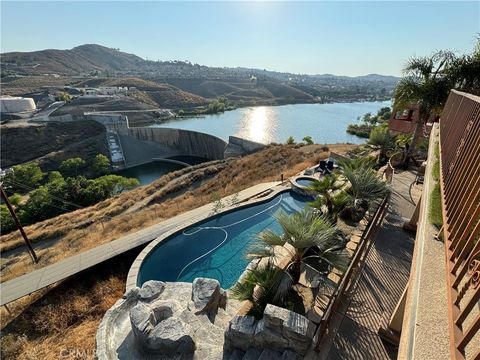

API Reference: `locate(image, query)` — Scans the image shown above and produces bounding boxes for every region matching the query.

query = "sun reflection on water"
[237,106,277,143]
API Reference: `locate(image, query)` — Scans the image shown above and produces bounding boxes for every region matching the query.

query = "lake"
[118,161,183,185]
[124,101,390,185]
[151,100,391,144]
[118,156,207,185]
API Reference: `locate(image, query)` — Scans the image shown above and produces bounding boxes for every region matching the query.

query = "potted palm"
[248,209,349,302]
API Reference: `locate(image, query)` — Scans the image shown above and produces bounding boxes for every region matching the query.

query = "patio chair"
[325,160,334,174]
[317,160,327,174]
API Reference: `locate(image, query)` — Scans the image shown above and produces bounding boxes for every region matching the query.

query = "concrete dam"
[86,114,265,169]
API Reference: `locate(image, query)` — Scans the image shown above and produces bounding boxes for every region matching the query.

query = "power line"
[3,178,84,210]
[2,178,114,221]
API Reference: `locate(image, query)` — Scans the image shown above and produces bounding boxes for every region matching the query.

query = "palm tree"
[338,155,376,173]
[341,166,390,220]
[368,126,397,164]
[308,174,345,219]
[230,261,280,307]
[394,50,456,167]
[447,37,480,94]
[248,209,348,294]
[395,133,413,163]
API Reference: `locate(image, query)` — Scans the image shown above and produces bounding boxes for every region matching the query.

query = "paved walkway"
[315,170,422,359]
[0,182,280,306]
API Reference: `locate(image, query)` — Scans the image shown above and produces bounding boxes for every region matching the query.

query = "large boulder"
[191,278,226,313]
[122,286,140,301]
[224,305,315,356]
[254,319,289,349]
[130,303,155,341]
[129,299,194,354]
[138,280,165,302]
[146,317,195,355]
[263,304,290,328]
[281,306,315,354]
[224,315,257,351]
[282,310,315,342]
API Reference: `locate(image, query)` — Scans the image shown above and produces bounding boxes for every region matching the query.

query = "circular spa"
[134,191,310,289]
[290,176,317,197]
[294,177,317,188]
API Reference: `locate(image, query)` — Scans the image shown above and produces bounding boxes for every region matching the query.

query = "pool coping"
[125,182,290,290]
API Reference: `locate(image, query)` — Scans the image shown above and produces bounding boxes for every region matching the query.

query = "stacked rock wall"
[224,304,316,357]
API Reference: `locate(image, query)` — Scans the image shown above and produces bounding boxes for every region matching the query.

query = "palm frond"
[343,167,390,207]
[230,278,255,301]
[338,156,376,173]
[273,271,294,304]
[246,244,274,260]
[258,229,285,246]
[308,174,344,193]
[318,249,350,272]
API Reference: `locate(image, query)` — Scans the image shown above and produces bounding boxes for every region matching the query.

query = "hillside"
[75,77,209,108]
[0,143,356,282]
[0,76,74,96]
[0,121,108,171]
[1,44,399,104]
[1,44,143,76]
[164,78,315,104]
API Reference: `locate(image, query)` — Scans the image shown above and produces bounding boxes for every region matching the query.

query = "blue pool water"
[138,191,309,288]
[296,178,316,187]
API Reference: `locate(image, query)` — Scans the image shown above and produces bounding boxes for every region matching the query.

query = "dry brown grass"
[0,143,357,359]
[0,144,356,284]
[1,255,128,360]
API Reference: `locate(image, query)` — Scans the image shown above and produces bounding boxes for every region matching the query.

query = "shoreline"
[131,98,391,129]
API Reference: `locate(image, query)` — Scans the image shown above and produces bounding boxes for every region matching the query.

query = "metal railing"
[314,164,393,350]
[439,90,480,360]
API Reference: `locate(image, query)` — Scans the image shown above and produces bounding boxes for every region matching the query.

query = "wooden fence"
[439,90,480,360]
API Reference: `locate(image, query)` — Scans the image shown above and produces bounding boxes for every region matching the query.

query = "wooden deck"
[313,170,421,359]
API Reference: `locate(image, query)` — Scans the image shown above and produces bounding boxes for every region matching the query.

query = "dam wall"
[97,118,227,168]
[87,114,264,168]
[121,126,227,161]
[224,135,267,157]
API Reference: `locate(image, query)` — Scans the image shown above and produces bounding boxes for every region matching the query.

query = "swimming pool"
[137,191,309,289]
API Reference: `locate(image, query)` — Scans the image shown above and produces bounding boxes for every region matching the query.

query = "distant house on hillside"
[388,103,438,138]
[98,86,129,95]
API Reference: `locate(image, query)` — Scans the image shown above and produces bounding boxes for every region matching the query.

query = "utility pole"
[0,184,38,263]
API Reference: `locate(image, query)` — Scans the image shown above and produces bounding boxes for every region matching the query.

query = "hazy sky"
[1,1,479,76]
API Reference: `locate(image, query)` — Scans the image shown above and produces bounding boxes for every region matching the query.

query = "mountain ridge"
[1,44,398,104]
[1,44,400,81]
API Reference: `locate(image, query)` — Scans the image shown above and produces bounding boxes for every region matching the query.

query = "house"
[388,103,421,135]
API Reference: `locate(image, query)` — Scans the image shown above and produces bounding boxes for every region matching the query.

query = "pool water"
[296,178,316,187]
[138,191,309,288]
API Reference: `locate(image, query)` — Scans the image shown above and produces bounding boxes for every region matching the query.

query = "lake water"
[117,156,207,185]
[118,161,183,185]
[152,100,391,144]
[124,101,390,185]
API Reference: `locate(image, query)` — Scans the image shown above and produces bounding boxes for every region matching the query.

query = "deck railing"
[314,164,393,350]
[439,90,480,360]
